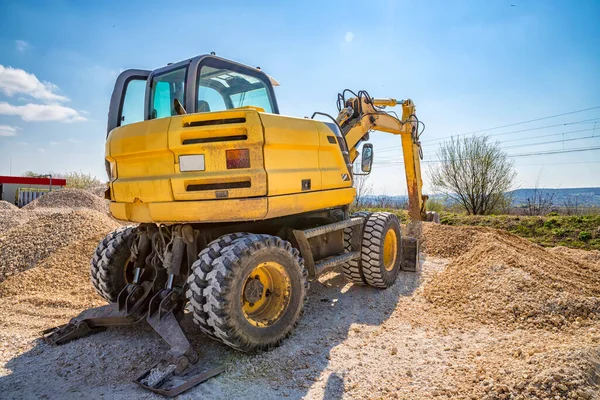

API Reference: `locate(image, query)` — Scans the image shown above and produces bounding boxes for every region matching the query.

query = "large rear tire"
[360,212,402,288]
[199,235,308,352]
[90,226,136,302]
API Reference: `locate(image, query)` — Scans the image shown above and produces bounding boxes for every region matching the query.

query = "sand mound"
[423,224,600,328]
[23,188,108,214]
[0,209,120,282]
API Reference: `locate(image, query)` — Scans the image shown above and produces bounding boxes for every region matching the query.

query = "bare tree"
[524,171,555,216]
[429,135,516,215]
[352,172,372,209]
[563,195,582,216]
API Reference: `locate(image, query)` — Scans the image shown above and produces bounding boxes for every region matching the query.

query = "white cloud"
[37,148,45,153]
[15,40,30,53]
[345,32,354,42]
[0,125,20,136]
[67,138,82,143]
[49,141,59,145]
[17,141,28,145]
[0,65,69,103]
[0,102,86,122]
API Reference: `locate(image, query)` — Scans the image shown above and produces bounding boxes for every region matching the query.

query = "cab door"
[107,69,151,136]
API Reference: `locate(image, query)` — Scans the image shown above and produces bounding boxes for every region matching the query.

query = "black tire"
[201,235,308,352]
[341,211,372,285]
[185,232,258,339]
[360,212,402,288]
[90,226,136,302]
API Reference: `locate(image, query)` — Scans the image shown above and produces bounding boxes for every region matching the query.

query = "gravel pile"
[0,209,120,282]
[23,188,109,214]
[0,201,18,211]
[423,224,600,329]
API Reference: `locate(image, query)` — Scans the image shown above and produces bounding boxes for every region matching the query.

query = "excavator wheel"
[341,211,372,285]
[197,234,308,352]
[359,212,402,289]
[90,226,136,302]
[186,232,258,339]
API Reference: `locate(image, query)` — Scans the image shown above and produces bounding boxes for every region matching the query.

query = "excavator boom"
[335,91,427,221]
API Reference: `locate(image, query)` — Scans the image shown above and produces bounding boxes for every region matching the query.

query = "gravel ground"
[0,206,599,399]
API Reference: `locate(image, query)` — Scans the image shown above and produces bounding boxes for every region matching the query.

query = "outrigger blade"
[136,360,225,397]
[42,285,224,397]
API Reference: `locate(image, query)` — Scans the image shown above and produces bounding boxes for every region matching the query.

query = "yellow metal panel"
[168,110,267,200]
[316,122,352,190]
[110,197,268,223]
[260,114,322,196]
[109,118,176,203]
[266,188,356,219]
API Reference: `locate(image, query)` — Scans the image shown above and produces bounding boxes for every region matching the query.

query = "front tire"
[200,235,308,352]
[90,226,136,302]
[360,212,402,288]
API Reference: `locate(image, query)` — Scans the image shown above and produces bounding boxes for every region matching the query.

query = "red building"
[0,175,67,207]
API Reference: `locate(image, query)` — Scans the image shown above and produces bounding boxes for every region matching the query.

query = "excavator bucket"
[400,237,420,271]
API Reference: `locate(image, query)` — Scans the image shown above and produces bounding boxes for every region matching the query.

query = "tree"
[352,172,372,209]
[524,171,555,216]
[429,135,516,215]
[563,195,582,216]
[22,170,102,190]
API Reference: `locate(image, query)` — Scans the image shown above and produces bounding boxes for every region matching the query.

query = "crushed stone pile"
[0,201,18,211]
[422,224,600,329]
[23,188,108,214]
[0,235,107,340]
[0,209,30,233]
[87,185,108,198]
[0,209,120,282]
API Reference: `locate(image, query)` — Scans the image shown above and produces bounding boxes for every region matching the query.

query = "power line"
[376,118,600,154]
[375,127,599,161]
[448,106,600,136]
[373,146,600,166]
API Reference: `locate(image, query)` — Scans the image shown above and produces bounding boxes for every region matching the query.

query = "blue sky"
[0,0,599,195]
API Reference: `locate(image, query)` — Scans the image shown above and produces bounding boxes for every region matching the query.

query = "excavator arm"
[335,91,427,221]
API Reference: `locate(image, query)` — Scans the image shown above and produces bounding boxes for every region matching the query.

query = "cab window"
[150,67,186,119]
[197,66,273,113]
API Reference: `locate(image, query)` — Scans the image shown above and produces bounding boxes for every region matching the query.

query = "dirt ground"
[0,191,598,399]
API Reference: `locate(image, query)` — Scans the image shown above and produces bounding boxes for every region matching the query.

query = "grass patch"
[362,208,600,251]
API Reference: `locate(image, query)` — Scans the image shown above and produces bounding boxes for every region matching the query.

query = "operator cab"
[107,55,280,135]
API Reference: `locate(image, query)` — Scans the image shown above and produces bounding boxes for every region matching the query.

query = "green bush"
[426,199,445,213]
[543,218,560,229]
[551,228,566,237]
[578,231,592,242]
[547,211,559,217]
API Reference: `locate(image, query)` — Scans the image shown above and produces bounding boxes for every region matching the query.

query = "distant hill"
[363,187,600,208]
[509,188,600,207]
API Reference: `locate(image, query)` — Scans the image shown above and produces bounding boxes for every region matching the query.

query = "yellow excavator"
[44,54,430,396]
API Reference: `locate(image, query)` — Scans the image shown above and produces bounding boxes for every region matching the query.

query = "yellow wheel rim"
[123,256,134,284]
[242,261,291,327]
[383,229,398,271]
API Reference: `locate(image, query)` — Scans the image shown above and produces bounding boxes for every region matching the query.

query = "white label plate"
[179,154,205,172]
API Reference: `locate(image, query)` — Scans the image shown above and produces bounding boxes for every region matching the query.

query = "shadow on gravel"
[0,257,425,400]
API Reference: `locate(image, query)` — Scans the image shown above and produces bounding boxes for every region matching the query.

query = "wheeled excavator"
[43,54,430,396]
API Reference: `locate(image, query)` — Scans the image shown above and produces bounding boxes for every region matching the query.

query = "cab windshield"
[197,66,273,113]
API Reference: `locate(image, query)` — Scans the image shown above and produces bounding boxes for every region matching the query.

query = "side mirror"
[361,143,374,173]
